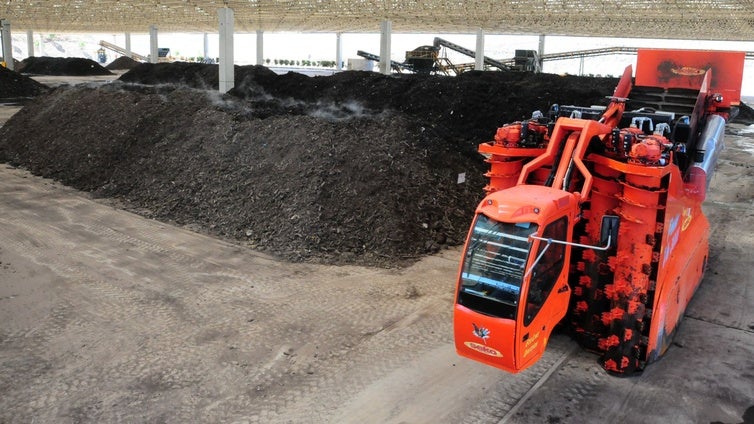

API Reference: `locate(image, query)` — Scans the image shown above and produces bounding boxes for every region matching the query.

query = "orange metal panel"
[454,304,519,372]
[635,49,745,105]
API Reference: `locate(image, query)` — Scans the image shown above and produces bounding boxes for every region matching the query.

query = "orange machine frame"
[454,49,744,375]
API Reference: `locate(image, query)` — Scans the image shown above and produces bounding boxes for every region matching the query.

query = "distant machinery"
[97,47,107,63]
[512,50,542,73]
[358,37,541,76]
[355,50,413,73]
[99,40,147,62]
[403,45,440,74]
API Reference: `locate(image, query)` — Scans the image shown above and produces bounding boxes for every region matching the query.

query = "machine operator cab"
[453,185,618,372]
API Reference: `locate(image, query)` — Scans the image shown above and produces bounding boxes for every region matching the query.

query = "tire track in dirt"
[0,214,211,421]
[182,261,456,423]
[0,175,264,421]
[0,165,603,423]
[502,347,612,424]
[0,166,479,422]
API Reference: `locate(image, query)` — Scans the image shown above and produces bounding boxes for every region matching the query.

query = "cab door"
[516,216,571,369]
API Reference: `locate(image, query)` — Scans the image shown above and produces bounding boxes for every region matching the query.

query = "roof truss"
[1,0,753,41]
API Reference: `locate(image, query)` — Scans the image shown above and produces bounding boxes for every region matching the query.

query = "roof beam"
[0,0,753,41]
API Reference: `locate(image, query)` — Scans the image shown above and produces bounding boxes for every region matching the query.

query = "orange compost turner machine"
[453,49,745,375]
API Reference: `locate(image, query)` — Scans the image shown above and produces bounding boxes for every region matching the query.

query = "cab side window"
[524,217,567,325]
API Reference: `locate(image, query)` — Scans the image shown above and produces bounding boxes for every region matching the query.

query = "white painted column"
[26,29,34,57]
[335,32,343,71]
[38,33,45,56]
[256,30,264,66]
[379,20,391,75]
[125,32,132,58]
[149,25,158,63]
[203,33,209,61]
[475,29,484,71]
[538,34,545,72]
[1,19,13,70]
[218,7,235,92]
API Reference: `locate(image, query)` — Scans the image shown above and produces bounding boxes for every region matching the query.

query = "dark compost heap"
[0,64,620,266]
[106,56,142,71]
[0,67,49,98]
[17,56,113,76]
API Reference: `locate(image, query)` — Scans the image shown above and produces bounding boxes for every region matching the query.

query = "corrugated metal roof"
[1,1,753,41]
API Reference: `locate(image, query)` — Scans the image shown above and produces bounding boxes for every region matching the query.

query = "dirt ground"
[0,72,752,423]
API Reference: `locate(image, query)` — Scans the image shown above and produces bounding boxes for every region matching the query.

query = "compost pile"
[119,62,278,91]
[0,65,619,266]
[120,63,618,143]
[0,67,48,98]
[106,56,141,71]
[18,56,113,76]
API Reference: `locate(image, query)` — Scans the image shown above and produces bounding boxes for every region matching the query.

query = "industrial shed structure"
[1,0,753,40]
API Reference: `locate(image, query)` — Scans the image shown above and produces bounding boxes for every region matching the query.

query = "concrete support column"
[538,34,545,71]
[475,29,484,71]
[1,19,13,70]
[379,20,391,75]
[256,30,263,66]
[26,29,34,57]
[203,33,209,61]
[335,32,343,71]
[218,7,235,92]
[38,33,44,56]
[125,32,132,57]
[149,25,158,63]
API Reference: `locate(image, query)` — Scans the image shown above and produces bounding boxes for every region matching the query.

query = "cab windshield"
[457,215,536,319]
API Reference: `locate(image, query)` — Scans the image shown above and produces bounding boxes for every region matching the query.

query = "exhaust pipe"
[685,114,726,201]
